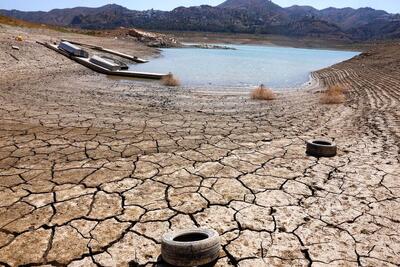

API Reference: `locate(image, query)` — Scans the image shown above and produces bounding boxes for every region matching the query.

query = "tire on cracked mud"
[161,228,221,266]
[306,139,337,157]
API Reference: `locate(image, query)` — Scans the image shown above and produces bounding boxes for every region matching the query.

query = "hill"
[1,0,399,41]
[218,0,282,11]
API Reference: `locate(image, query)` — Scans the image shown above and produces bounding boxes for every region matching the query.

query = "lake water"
[131,44,359,90]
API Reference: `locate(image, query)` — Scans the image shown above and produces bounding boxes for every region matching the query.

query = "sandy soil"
[0,24,399,267]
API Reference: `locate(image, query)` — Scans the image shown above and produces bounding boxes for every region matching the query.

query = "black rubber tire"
[161,228,221,267]
[306,139,337,157]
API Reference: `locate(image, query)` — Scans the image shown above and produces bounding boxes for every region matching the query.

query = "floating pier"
[58,41,89,58]
[89,55,121,71]
[61,39,149,63]
[37,41,166,80]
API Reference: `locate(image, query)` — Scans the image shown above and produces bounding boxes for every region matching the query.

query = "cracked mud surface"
[1,25,399,266]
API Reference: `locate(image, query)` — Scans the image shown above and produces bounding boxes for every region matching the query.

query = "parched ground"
[0,25,399,267]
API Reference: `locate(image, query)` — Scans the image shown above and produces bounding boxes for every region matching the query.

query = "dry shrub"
[320,85,346,104]
[162,73,180,86]
[251,84,276,101]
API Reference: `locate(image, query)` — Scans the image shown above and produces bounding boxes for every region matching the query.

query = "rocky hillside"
[1,0,399,41]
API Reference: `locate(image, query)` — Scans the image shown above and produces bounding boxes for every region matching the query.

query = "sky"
[0,0,399,14]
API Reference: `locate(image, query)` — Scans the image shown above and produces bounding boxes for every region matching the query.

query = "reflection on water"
[131,44,359,90]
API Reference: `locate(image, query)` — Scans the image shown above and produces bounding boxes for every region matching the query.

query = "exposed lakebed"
[131,44,359,90]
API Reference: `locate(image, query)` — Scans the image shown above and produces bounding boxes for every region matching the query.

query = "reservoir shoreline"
[0,24,399,266]
[132,44,359,90]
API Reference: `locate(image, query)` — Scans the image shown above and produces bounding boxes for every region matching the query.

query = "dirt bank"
[0,24,399,266]
[167,31,374,51]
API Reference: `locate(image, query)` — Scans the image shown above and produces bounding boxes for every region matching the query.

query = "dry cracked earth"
[0,25,399,266]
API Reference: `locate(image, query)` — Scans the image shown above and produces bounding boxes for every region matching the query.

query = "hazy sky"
[1,0,399,13]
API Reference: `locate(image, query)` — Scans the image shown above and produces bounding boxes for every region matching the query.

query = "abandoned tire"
[161,228,221,267]
[306,139,337,157]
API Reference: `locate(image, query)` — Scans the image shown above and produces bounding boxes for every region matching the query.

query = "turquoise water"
[131,44,358,90]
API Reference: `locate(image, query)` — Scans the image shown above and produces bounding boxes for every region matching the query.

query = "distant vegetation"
[0,14,47,29]
[1,0,399,41]
[0,14,96,34]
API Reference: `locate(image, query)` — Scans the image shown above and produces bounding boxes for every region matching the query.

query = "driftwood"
[7,53,19,61]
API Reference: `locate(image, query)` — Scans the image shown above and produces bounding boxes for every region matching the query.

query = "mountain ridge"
[1,0,399,41]
[218,0,282,10]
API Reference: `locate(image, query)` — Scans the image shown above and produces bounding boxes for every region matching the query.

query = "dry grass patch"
[251,84,276,101]
[0,15,41,29]
[320,85,346,104]
[162,73,180,86]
